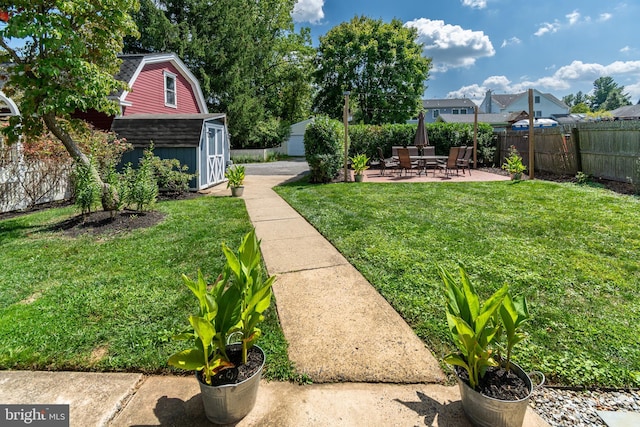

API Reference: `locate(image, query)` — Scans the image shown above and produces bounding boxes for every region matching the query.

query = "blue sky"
[292,0,640,104]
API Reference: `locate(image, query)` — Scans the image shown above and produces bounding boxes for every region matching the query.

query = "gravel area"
[531,387,640,426]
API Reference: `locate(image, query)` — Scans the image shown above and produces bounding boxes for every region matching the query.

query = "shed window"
[452,109,459,114]
[164,71,177,108]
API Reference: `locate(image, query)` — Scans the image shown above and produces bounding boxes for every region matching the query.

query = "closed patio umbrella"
[413,111,430,147]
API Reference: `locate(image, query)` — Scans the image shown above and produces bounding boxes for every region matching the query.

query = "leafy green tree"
[570,102,590,113]
[0,1,139,208]
[313,16,431,125]
[125,0,313,148]
[563,91,591,111]
[590,76,631,111]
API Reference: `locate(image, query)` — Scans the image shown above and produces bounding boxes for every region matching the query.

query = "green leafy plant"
[122,148,158,211]
[72,160,101,218]
[438,265,508,390]
[349,153,370,175]
[575,171,590,185]
[502,145,527,179]
[225,165,245,188]
[499,293,530,371]
[148,156,195,194]
[168,229,275,385]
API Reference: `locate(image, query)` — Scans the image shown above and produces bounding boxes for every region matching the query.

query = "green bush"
[72,160,101,217]
[304,116,344,183]
[122,149,158,211]
[148,156,195,194]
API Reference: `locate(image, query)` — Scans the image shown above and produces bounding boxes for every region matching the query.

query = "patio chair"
[397,148,419,176]
[437,146,461,177]
[422,146,438,176]
[456,146,467,163]
[377,147,398,176]
[457,146,474,175]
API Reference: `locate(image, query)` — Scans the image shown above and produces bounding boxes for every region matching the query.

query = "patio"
[355,167,511,183]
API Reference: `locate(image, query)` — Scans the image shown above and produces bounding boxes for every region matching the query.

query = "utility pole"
[343,91,350,183]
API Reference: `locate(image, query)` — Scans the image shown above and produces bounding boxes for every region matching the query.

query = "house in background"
[421,98,477,123]
[480,89,569,118]
[610,104,640,120]
[79,52,230,190]
[437,111,529,132]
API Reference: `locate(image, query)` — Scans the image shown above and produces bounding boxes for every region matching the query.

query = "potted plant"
[437,265,544,427]
[168,229,275,424]
[350,153,370,182]
[225,164,245,196]
[502,145,527,180]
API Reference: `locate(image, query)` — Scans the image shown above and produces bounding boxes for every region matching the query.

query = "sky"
[291,0,640,104]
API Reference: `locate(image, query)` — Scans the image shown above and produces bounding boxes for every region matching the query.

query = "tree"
[570,103,590,114]
[590,76,631,111]
[124,0,313,148]
[562,91,590,110]
[0,1,139,208]
[313,16,431,125]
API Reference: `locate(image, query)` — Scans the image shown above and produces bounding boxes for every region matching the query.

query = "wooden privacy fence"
[496,121,640,182]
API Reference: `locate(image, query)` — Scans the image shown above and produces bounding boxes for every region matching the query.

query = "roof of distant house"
[610,104,640,119]
[438,111,527,125]
[423,98,477,109]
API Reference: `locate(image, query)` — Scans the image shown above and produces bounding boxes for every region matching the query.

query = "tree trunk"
[43,112,119,212]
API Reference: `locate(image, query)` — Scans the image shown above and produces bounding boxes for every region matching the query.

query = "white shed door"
[205,124,225,187]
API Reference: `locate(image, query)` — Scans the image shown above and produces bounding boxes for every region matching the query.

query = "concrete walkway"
[0,162,548,426]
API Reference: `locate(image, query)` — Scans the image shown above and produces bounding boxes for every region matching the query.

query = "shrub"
[304,116,343,183]
[72,160,101,217]
[148,156,195,195]
[123,149,158,211]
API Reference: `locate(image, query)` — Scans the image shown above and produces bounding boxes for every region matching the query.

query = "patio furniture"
[397,148,419,176]
[419,146,439,176]
[377,147,398,176]
[392,146,419,157]
[457,146,474,175]
[437,146,461,177]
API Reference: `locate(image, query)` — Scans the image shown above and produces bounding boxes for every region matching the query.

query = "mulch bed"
[48,210,167,238]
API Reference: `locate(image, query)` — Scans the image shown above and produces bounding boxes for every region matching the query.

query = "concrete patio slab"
[0,371,142,427]
[110,377,549,427]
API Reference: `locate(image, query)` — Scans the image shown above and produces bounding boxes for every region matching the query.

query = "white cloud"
[447,60,640,100]
[566,10,581,25]
[405,18,495,72]
[599,13,613,22]
[292,0,324,24]
[461,0,487,9]
[534,21,561,37]
[501,37,521,48]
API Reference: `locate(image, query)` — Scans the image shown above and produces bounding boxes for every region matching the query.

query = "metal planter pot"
[197,346,264,425]
[230,186,244,197]
[456,362,544,427]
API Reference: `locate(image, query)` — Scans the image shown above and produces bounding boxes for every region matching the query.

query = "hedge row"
[304,117,499,182]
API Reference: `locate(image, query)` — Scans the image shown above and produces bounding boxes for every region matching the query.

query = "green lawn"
[0,196,296,381]
[275,179,640,388]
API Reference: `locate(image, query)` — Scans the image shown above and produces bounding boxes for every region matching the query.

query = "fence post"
[572,127,582,173]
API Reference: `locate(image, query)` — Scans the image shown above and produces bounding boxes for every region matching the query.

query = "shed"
[113,113,230,190]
